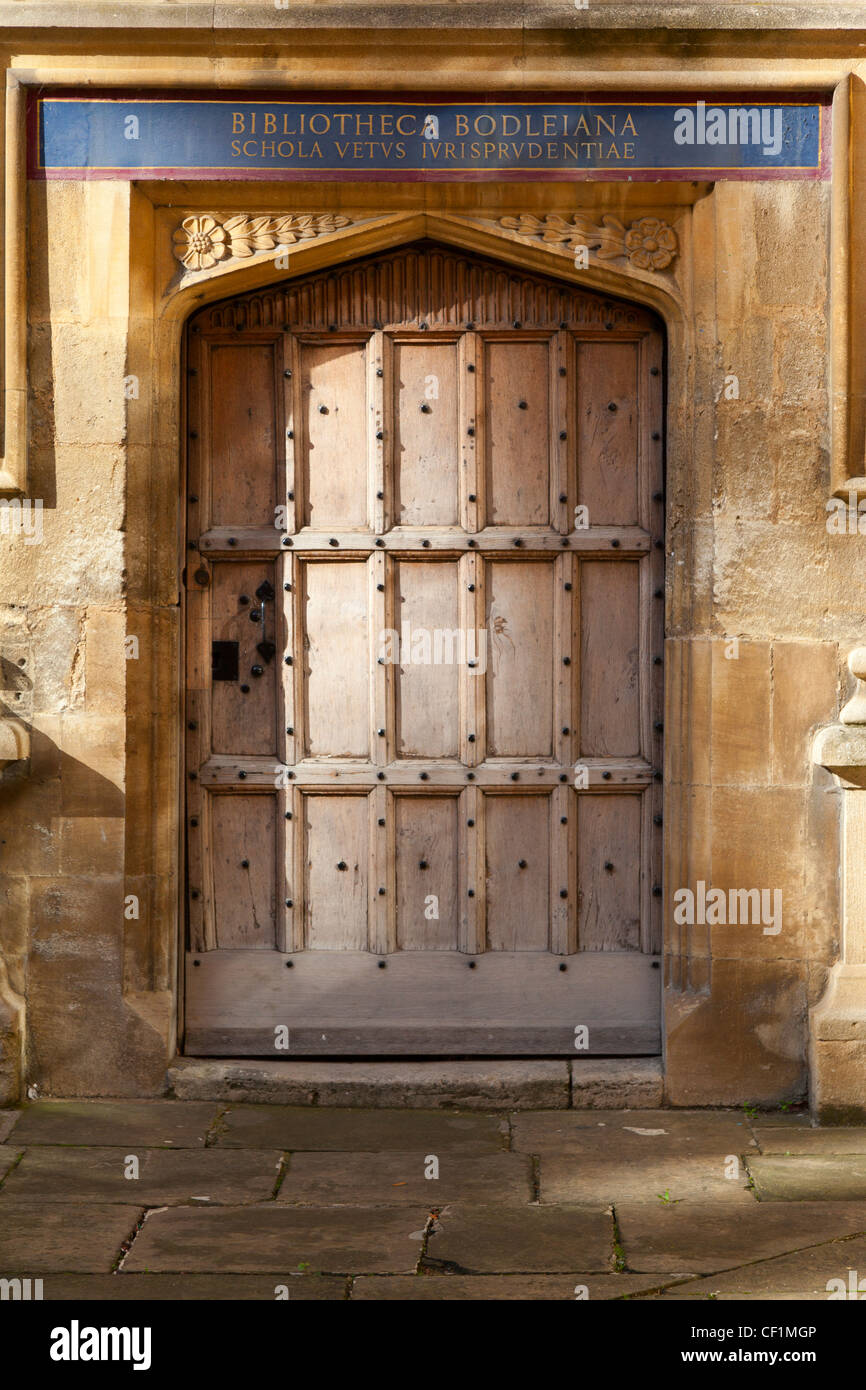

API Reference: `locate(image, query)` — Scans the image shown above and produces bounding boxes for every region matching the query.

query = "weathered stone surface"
[216,1105,508,1152]
[124,1205,425,1274]
[616,1201,866,1274]
[0,1147,22,1181]
[0,1145,283,1205]
[644,1233,866,1301]
[10,1101,219,1148]
[351,1272,684,1300]
[512,1108,755,1155]
[423,1205,613,1273]
[169,1059,570,1109]
[749,1156,866,1202]
[0,1202,143,1273]
[0,1111,20,1144]
[755,1125,866,1153]
[32,1273,347,1300]
[570,1059,663,1109]
[539,1152,754,1206]
[277,1151,531,1206]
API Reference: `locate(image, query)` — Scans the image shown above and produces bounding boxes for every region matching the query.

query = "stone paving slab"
[423,1204,613,1273]
[351,1272,686,1299]
[0,1202,144,1273]
[0,1146,284,1205]
[23,1273,348,1300]
[124,1205,426,1274]
[539,1152,754,1205]
[9,1101,219,1148]
[754,1126,866,1154]
[277,1150,531,1205]
[642,1234,866,1300]
[512,1109,756,1156]
[0,1112,20,1144]
[0,1148,22,1181]
[616,1201,866,1274]
[750,1156,866,1202]
[215,1105,508,1152]
[744,1109,812,1126]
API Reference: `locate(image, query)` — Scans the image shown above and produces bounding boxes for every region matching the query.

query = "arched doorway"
[182,240,664,1055]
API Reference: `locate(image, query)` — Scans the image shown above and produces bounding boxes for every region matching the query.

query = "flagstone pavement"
[2,1100,866,1300]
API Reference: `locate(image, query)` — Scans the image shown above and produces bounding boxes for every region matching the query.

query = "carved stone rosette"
[172,214,355,271]
[497,213,679,272]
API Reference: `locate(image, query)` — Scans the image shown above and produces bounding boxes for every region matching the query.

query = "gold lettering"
[232,112,245,134]
[622,113,638,135]
[264,114,276,134]
[309,113,330,134]
[596,114,616,138]
[455,113,468,136]
[397,114,416,135]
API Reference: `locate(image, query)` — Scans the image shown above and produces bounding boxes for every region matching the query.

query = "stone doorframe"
[135,202,689,1080]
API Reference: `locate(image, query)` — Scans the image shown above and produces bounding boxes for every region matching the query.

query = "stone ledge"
[0,2,862,33]
[167,1057,664,1109]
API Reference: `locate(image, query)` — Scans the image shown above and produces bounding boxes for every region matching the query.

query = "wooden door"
[183,242,664,1055]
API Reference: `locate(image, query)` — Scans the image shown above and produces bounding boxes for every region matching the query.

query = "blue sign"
[31,96,827,181]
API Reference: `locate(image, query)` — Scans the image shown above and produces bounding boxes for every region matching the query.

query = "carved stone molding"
[496,213,679,272]
[172,214,355,271]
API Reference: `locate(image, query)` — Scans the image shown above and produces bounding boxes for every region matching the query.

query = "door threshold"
[168,1057,663,1110]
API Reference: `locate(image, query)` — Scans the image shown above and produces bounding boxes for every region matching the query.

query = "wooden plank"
[578,793,643,951]
[210,795,277,950]
[483,336,551,526]
[303,794,369,950]
[184,949,662,1055]
[393,335,460,525]
[302,559,370,758]
[200,754,654,789]
[210,560,278,757]
[487,560,554,757]
[394,559,460,758]
[207,340,280,529]
[576,339,639,528]
[484,794,550,951]
[579,558,641,758]
[199,525,651,554]
[298,337,369,530]
[395,794,459,950]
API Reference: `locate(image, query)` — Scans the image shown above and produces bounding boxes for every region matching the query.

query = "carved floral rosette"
[497,213,679,272]
[172,214,354,271]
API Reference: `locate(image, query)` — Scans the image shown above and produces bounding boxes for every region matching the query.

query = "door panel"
[299,340,369,529]
[484,794,550,951]
[302,560,370,758]
[484,338,551,526]
[184,242,665,1056]
[394,559,461,759]
[395,794,460,950]
[486,560,554,758]
[211,795,277,949]
[303,794,369,950]
[393,339,461,526]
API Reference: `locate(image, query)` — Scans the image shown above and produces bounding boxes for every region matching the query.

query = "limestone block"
[709,640,771,785]
[753,182,828,311]
[83,608,128,713]
[771,641,838,785]
[665,959,808,1107]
